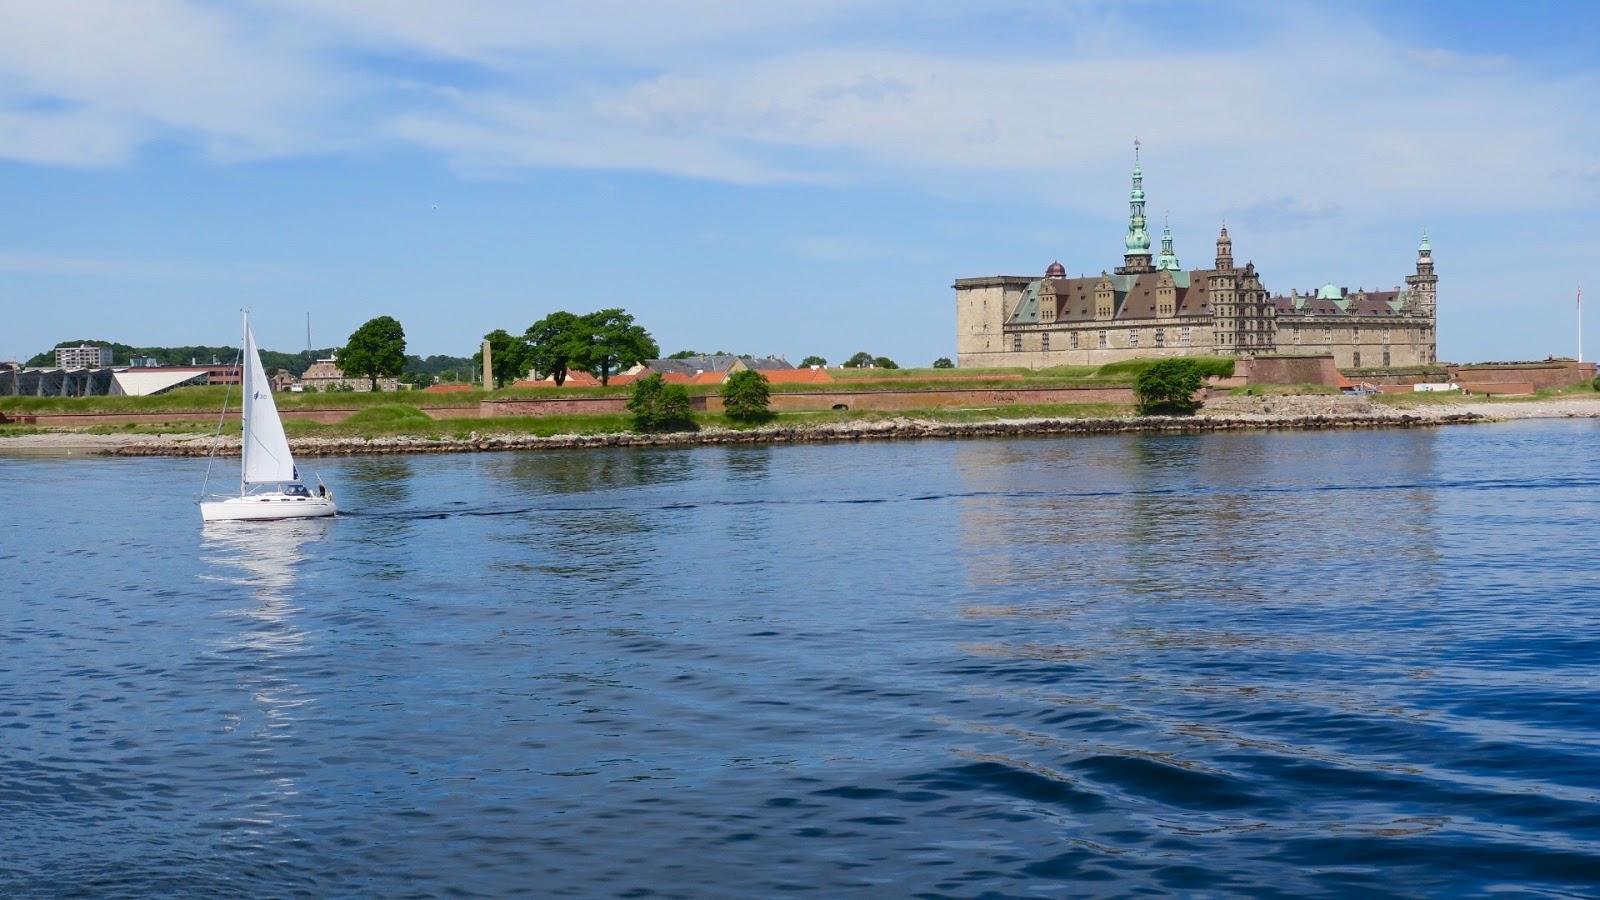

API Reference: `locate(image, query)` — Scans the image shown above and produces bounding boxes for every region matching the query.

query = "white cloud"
[0,0,1593,221]
[0,0,351,164]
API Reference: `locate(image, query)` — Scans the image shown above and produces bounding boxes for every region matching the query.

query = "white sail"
[241,318,298,486]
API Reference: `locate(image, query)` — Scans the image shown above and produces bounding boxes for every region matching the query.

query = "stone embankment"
[103,409,1486,458]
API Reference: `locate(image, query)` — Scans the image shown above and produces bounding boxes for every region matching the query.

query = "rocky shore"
[81,409,1489,458]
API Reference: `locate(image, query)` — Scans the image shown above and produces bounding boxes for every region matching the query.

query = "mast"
[239,310,249,497]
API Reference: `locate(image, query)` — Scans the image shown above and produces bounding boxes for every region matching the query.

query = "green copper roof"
[1006,279,1043,325]
[1124,144,1151,255]
[1156,221,1181,270]
[1316,283,1342,300]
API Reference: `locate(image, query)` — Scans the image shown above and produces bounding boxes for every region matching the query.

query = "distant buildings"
[54,345,114,368]
[516,354,827,388]
[299,356,399,392]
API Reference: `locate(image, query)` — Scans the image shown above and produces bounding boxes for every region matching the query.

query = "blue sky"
[1,0,1596,365]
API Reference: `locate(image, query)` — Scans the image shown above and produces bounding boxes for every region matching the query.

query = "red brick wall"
[1237,355,1342,386]
[1451,361,1592,391]
[488,386,1134,417]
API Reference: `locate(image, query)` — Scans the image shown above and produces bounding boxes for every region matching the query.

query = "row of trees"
[480,309,658,388]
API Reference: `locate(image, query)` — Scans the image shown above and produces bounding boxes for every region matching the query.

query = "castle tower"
[1116,140,1155,274]
[1209,224,1238,353]
[1215,224,1234,272]
[1404,229,1438,362]
[1405,230,1437,318]
[1156,214,1181,271]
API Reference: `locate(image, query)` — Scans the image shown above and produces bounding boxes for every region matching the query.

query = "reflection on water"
[199,518,333,850]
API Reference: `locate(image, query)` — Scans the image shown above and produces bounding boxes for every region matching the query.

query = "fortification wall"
[1236,355,1342,386]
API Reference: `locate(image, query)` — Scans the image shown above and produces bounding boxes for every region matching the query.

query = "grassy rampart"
[0,358,1231,415]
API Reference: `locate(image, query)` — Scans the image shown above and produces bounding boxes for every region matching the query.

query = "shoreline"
[2,396,1595,458]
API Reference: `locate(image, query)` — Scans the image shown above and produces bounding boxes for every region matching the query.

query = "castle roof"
[1008,269,1218,325]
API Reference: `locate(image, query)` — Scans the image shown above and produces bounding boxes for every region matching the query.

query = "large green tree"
[524,311,588,386]
[800,355,827,367]
[577,309,659,386]
[720,369,771,422]
[1133,358,1205,415]
[843,351,875,368]
[340,316,407,390]
[475,329,528,388]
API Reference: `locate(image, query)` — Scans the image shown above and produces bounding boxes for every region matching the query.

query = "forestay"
[241,322,297,485]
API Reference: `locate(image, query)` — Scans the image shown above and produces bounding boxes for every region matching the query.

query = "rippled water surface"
[3,420,1599,897]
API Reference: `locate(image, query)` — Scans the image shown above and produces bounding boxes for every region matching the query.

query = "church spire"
[1157,212,1181,270]
[1118,138,1154,274]
[1214,222,1234,272]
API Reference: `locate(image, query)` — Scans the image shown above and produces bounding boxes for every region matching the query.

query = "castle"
[953,145,1438,369]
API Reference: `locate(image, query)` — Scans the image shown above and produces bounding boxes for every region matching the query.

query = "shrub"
[1592,375,1600,392]
[720,369,771,422]
[1134,358,1205,415]
[627,374,696,432]
[932,357,955,369]
[873,356,899,370]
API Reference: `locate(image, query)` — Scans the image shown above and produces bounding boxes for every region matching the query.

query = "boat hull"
[200,495,337,522]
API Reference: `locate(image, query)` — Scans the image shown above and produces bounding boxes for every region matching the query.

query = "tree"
[474,329,528,389]
[340,316,407,391]
[1134,358,1205,415]
[932,357,955,369]
[873,356,899,370]
[627,374,695,432]
[843,351,875,368]
[721,369,771,422]
[524,311,587,387]
[800,355,827,367]
[577,309,659,386]
[668,349,701,359]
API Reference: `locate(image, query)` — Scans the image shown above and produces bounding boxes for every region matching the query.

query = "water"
[2,420,1598,897]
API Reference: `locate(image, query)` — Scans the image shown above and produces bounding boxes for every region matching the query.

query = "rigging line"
[198,346,242,501]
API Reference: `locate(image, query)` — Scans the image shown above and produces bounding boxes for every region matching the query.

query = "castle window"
[1324,327,1333,342]
[1293,327,1301,344]
[1383,349,1391,366]
[1154,328,1165,347]
[1012,334,1021,353]
[1041,333,1050,352]
[1128,329,1140,347]
[1353,351,1361,367]
[1070,331,1079,349]
[1098,331,1108,349]
[1382,329,1391,344]
[1181,326,1192,346]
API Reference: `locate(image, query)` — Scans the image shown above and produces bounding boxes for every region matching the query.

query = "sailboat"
[200,312,337,522]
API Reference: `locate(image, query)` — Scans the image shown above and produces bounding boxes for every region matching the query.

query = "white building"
[55,345,114,368]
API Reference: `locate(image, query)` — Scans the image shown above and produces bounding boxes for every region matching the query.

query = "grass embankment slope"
[0,359,1216,439]
[0,357,1234,414]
